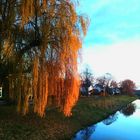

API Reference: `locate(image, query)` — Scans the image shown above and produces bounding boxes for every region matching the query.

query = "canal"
[72,99,140,140]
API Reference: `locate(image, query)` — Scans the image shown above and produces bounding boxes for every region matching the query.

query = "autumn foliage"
[0,0,88,117]
[121,79,136,95]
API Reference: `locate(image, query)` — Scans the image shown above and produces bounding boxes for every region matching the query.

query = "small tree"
[110,80,118,88]
[80,68,94,96]
[96,73,113,96]
[121,79,136,95]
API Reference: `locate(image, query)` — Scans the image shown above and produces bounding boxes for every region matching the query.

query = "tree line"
[80,68,136,96]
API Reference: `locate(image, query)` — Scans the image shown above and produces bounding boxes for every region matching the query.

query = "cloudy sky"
[78,0,140,87]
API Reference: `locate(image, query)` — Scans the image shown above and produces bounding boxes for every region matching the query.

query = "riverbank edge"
[0,95,138,140]
[67,95,137,140]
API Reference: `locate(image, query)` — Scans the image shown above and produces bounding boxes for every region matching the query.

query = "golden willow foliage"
[1,0,89,117]
[2,39,14,60]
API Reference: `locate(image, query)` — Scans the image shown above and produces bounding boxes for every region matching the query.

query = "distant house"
[90,84,121,96]
[80,82,121,96]
[90,84,105,95]
[106,87,121,95]
[80,79,92,96]
[94,84,104,92]
[114,87,121,94]
[80,86,87,96]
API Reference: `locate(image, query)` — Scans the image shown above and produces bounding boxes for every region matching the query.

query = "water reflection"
[73,125,96,140]
[103,114,118,125]
[120,103,136,117]
[72,100,140,140]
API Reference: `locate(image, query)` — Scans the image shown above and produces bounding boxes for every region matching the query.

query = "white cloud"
[80,39,140,86]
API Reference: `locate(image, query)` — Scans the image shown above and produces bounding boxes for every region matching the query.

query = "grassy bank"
[0,95,137,140]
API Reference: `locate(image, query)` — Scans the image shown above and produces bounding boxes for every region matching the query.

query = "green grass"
[0,95,137,140]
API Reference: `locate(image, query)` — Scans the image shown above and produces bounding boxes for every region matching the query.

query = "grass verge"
[0,95,137,140]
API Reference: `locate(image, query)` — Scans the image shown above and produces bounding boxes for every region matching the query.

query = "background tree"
[110,80,118,88]
[0,0,89,117]
[80,67,94,96]
[96,73,113,96]
[96,73,113,86]
[120,79,136,95]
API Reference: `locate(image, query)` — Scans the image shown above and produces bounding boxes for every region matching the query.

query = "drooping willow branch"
[1,0,89,117]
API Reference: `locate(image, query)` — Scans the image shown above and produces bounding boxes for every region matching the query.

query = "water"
[72,99,140,140]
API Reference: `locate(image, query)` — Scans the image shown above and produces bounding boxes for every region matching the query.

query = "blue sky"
[78,0,140,87]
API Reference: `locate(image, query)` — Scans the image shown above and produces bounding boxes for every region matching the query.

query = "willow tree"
[0,0,88,117]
